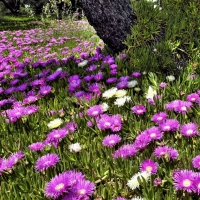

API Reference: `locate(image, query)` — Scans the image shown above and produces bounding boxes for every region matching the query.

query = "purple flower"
[173,170,195,193]
[86,65,97,72]
[86,105,103,117]
[192,155,200,169]
[24,105,39,115]
[110,115,122,132]
[118,76,130,82]
[132,72,141,77]
[117,81,128,89]
[35,153,60,172]
[154,146,179,160]
[83,75,94,82]
[94,73,103,81]
[159,82,167,88]
[46,70,62,81]
[63,170,85,185]
[113,144,137,159]
[146,126,163,141]
[72,180,95,198]
[134,131,150,150]
[102,134,121,147]
[44,173,71,198]
[154,178,162,186]
[97,115,113,130]
[110,69,117,75]
[17,83,28,92]
[106,77,117,84]
[132,105,146,115]
[193,173,200,194]
[4,151,24,170]
[159,119,180,132]
[114,198,127,200]
[165,100,192,114]
[65,122,78,133]
[88,83,101,95]
[187,93,199,103]
[39,85,52,96]
[151,112,168,124]
[148,98,155,105]
[45,128,68,147]
[180,123,199,137]
[140,159,159,174]
[10,79,19,86]
[110,64,118,69]
[28,142,45,151]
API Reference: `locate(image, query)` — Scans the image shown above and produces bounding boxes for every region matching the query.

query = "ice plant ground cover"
[0,12,200,200]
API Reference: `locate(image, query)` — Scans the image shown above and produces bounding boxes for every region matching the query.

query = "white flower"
[47,118,63,129]
[115,89,127,98]
[56,67,62,71]
[100,102,109,112]
[78,60,88,67]
[128,80,138,88]
[134,87,141,92]
[166,75,175,82]
[145,86,157,99]
[102,87,118,99]
[127,171,151,190]
[130,197,144,200]
[69,143,82,152]
[114,96,131,107]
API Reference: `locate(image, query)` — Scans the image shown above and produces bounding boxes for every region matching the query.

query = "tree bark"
[0,0,20,14]
[80,0,137,53]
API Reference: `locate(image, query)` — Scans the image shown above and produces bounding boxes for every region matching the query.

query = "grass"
[0,1,200,199]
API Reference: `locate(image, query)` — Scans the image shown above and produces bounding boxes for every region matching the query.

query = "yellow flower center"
[78,189,86,195]
[160,151,166,156]
[181,106,187,111]
[164,125,170,130]
[137,109,143,113]
[55,183,64,191]
[150,133,156,138]
[146,166,152,172]
[191,98,196,101]
[183,179,191,187]
[186,129,193,135]
[92,111,98,115]
[157,117,163,121]
[54,134,60,138]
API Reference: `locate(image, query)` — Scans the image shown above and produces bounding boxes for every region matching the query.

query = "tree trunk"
[80,0,137,53]
[0,0,20,14]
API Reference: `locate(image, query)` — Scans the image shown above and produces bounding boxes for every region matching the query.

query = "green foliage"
[124,0,200,75]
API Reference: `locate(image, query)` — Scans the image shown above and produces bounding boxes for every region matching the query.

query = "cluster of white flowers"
[114,96,132,107]
[100,102,109,112]
[128,80,138,88]
[115,89,127,98]
[47,118,63,129]
[127,171,151,190]
[145,86,157,99]
[166,75,175,82]
[102,87,118,99]
[69,143,82,152]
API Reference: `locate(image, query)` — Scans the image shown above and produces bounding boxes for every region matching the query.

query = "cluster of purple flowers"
[0,151,24,175]
[1,103,39,123]
[44,170,95,199]
[165,100,193,114]
[154,146,179,160]
[97,114,122,132]
[28,121,77,151]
